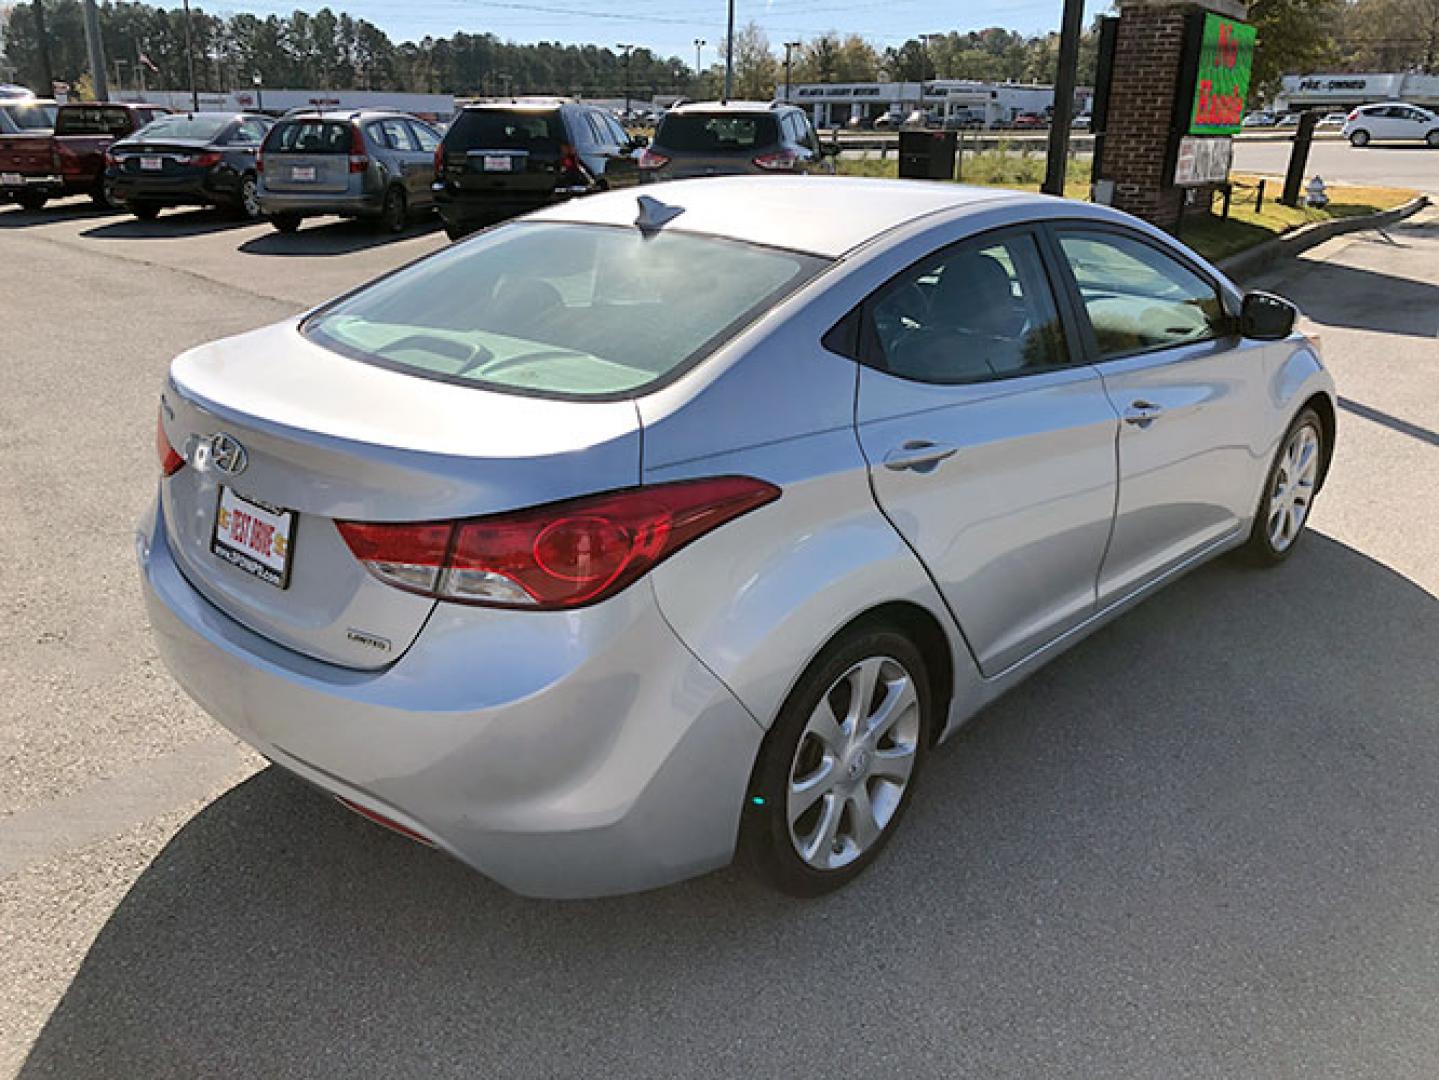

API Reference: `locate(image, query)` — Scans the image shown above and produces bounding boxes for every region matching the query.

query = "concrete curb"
[1218,194,1431,280]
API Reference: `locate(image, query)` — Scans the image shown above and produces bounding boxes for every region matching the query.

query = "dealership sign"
[1187,13,1255,136]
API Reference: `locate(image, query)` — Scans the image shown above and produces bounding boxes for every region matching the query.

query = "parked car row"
[1242,102,1439,147]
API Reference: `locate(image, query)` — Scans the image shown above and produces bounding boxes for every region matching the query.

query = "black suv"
[434,101,643,239]
[639,101,835,181]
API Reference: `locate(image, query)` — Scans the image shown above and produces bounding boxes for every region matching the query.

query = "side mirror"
[1240,291,1298,341]
[629,134,649,149]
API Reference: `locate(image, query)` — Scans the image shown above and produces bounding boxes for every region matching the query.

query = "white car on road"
[1342,102,1439,147]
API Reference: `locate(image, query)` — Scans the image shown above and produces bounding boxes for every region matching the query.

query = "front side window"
[55,106,136,135]
[304,222,827,398]
[866,232,1067,385]
[374,118,417,151]
[1056,229,1227,359]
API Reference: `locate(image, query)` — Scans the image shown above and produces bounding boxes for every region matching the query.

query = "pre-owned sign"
[1187,13,1256,136]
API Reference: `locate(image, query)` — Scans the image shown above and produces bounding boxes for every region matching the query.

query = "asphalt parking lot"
[2,195,1438,1078]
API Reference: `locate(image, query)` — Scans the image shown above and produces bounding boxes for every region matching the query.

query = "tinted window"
[371,118,417,151]
[408,120,440,151]
[1057,230,1226,359]
[1,102,57,130]
[55,106,136,135]
[267,120,352,154]
[231,119,268,144]
[868,232,1067,384]
[305,222,826,398]
[133,113,232,142]
[656,112,780,151]
[447,109,565,150]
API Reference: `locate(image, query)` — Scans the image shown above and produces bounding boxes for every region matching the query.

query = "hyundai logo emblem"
[208,433,248,476]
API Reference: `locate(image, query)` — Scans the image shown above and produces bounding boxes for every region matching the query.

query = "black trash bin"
[898,129,957,180]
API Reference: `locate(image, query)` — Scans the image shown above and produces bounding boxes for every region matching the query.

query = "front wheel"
[1426,130,1439,148]
[1349,129,1371,147]
[1241,407,1325,565]
[92,177,123,210]
[741,627,933,897]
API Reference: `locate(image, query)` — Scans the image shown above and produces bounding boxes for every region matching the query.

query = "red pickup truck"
[0,101,168,210]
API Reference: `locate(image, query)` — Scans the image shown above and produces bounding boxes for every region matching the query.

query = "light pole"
[180,0,199,111]
[783,41,800,102]
[616,43,634,117]
[253,71,263,113]
[722,0,735,101]
[693,38,705,90]
[918,33,940,80]
[1042,0,1084,196]
[81,0,108,100]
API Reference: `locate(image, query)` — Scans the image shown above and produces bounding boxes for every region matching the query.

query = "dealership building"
[780,80,1093,128]
[1277,72,1439,110]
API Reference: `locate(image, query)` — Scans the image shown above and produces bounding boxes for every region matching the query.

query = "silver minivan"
[257,110,444,233]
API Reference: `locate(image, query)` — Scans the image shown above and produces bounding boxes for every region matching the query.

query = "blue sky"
[190,0,1113,66]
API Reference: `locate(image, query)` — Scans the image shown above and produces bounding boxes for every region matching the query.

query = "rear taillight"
[753,148,801,171]
[193,150,222,168]
[559,143,581,175]
[434,142,446,173]
[156,411,184,476]
[348,125,369,173]
[1347,110,1360,122]
[336,477,780,610]
[637,147,670,170]
[255,148,264,173]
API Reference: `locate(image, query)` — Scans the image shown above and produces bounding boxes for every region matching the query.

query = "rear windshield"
[266,120,352,154]
[446,109,566,150]
[304,222,827,399]
[55,106,135,135]
[656,113,780,152]
[1,102,57,131]
[132,113,232,141]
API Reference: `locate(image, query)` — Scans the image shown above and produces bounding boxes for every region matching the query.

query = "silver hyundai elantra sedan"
[138,177,1335,898]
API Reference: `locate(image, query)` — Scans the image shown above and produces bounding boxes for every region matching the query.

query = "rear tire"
[443,221,470,242]
[130,201,161,221]
[1349,129,1371,147]
[1427,130,1439,148]
[92,177,123,210]
[270,212,301,233]
[236,173,262,220]
[1239,406,1325,566]
[16,190,47,212]
[740,626,933,897]
[379,186,407,233]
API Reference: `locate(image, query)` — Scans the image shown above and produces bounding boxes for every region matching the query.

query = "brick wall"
[1097,0,1207,230]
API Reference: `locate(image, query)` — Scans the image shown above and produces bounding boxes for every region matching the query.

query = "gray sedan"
[139,177,1335,898]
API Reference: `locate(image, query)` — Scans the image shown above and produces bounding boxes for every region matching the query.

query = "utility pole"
[617,43,634,116]
[1042,0,1084,197]
[693,38,705,89]
[783,41,800,102]
[253,72,263,112]
[180,0,199,111]
[32,0,55,95]
[919,33,939,80]
[81,0,108,100]
[722,0,735,100]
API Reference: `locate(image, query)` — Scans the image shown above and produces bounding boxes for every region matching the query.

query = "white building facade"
[111,87,456,121]
[779,80,1091,128]
[1278,72,1439,109]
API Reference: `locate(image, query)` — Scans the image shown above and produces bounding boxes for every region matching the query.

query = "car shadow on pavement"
[17,534,1439,1078]
[0,201,124,228]
[1270,215,1439,338]
[79,208,255,240]
[238,216,442,258]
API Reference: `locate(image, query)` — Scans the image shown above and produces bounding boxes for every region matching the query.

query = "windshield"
[657,113,780,151]
[132,113,232,141]
[1,102,57,131]
[55,106,135,135]
[304,222,827,398]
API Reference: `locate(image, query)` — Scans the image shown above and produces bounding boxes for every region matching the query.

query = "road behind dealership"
[1,197,1437,1078]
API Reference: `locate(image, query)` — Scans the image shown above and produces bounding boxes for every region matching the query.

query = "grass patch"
[835,155,1418,262]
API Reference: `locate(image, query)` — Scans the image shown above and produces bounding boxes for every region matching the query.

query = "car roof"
[279,109,415,122]
[522,176,1045,258]
[668,100,789,114]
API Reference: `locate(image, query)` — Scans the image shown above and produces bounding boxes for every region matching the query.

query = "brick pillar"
[1097,0,1247,231]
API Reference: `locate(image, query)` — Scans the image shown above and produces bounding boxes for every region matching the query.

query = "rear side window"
[1056,229,1227,359]
[267,120,352,154]
[446,109,566,150]
[304,222,827,399]
[369,118,417,151]
[55,106,135,135]
[656,113,780,151]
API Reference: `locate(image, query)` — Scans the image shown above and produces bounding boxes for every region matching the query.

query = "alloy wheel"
[1267,423,1320,553]
[786,655,921,871]
[241,176,261,219]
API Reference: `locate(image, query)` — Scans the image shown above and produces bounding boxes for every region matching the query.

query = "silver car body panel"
[141,177,1337,895]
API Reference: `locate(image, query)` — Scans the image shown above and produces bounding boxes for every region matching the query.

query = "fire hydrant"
[1306,176,1330,209]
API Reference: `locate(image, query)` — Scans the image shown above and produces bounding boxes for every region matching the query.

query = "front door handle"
[884,440,959,472]
[1123,400,1165,427]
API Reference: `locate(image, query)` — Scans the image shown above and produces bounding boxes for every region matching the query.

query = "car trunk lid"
[261,119,354,193]
[159,319,641,670]
[439,107,570,197]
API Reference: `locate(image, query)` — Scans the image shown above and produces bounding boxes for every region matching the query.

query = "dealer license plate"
[211,486,296,589]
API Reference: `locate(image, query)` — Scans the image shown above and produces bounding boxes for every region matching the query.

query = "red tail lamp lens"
[156,411,185,476]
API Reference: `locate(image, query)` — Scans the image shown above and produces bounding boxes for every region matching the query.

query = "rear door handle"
[1123,400,1165,427]
[883,440,959,472]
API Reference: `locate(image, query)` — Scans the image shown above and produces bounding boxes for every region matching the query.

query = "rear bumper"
[1,173,63,198]
[111,171,232,205]
[256,187,382,218]
[136,496,763,899]
[433,184,586,226]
